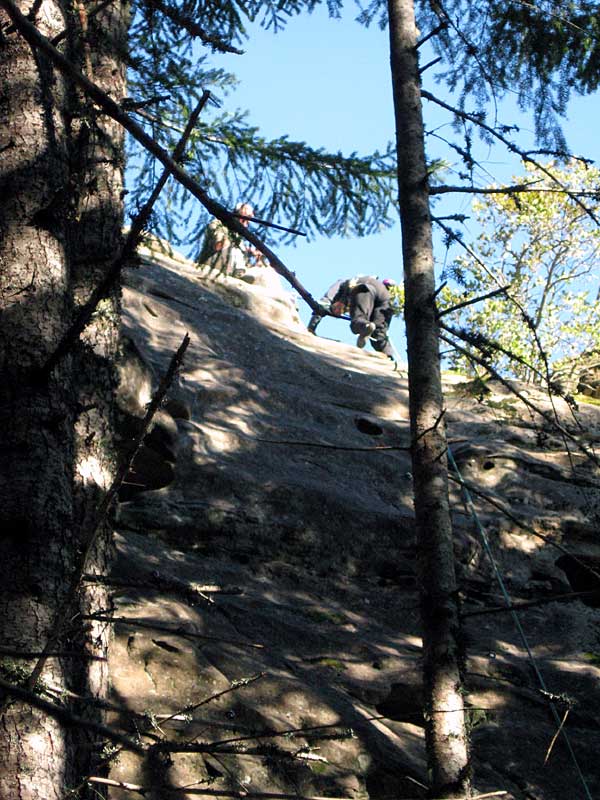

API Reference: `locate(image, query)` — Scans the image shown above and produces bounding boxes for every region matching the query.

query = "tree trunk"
[0,0,126,795]
[387,0,472,796]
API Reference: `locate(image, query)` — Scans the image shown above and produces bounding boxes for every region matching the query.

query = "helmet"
[382,278,396,288]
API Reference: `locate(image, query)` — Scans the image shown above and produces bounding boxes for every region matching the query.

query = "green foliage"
[441,161,600,382]
[424,0,600,148]
[386,282,404,316]
[125,0,397,253]
[357,1,600,149]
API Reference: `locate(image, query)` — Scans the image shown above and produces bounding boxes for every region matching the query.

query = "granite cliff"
[104,244,600,799]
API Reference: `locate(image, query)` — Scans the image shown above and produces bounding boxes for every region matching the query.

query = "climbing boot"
[356,322,376,348]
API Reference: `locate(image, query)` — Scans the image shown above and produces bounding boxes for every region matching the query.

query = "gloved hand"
[330,300,345,317]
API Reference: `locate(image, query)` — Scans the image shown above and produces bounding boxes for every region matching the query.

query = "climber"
[308,276,397,360]
[196,202,266,277]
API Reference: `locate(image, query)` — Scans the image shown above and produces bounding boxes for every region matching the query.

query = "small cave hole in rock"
[483,460,495,470]
[355,417,384,436]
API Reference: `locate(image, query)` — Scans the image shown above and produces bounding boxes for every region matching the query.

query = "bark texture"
[387,0,472,795]
[0,0,126,795]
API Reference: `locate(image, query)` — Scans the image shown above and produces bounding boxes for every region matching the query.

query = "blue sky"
[197,8,599,356]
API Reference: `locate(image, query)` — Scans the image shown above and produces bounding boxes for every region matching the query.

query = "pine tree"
[0,0,127,796]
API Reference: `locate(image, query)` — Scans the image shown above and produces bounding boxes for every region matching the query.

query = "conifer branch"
[143,0,244,54]
[438,319,545,383]
[38,92,209,379]
[0,0,324,313]
[421,89,600,227]
[430,183,598,196]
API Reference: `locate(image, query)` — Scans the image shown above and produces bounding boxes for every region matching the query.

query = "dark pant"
[350,285,393,357]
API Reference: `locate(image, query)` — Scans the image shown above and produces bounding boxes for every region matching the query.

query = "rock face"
[106,244,600,800]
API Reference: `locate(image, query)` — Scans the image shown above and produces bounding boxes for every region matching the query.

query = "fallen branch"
[0,677,145,754]
[255,437,409,452]
[87,778,363,799]
[0,645,105,660]
[461,589,600,618]
[83,615,264,649]
[155,673,268,735]
[82,573,243,597]
[87,777,507,800]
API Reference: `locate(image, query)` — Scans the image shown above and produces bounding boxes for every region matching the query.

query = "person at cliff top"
[307,276,396,359]
[197,202,266,277]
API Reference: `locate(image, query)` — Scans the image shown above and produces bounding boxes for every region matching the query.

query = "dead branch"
[439,317,546,384]
[82,573,243,598]
[234,213,306,237]
[447,471,600,585]
[461,590,600,618]
[87,776,506,800]
[430,184,600,197]
[38,91,209,379]
[415,21,448,49]
[0,645,105,660]
[419,55,442,74]
[438,286,510,317]
[83,615,264,649]
[87,778,366,799]
[0,677,146,754]
[439,330,600,467]
[27,335,190,690]
[255,437,409,452]
[421,89,600,228]
[158,672,266,729]
[0,0,323,313]
[544,708,570,765]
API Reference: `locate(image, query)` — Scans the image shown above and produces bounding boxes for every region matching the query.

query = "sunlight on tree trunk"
[387,0,471,795]
[0,0,126,795]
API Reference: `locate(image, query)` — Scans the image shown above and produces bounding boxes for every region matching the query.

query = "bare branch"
[438,286,509,317]
[0,677,146,754]
[27,335,190,690]
[87,777,507,800]
[461,590,600,618]
[255,437,410,452]
[87,778,366,799]
[0,0,323,313]
[233,213,306,237]
[84,615,264,649]
[416,21,448,49]
[421,89,600,227]
[38,93,209,379]
[440,330,600,466]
